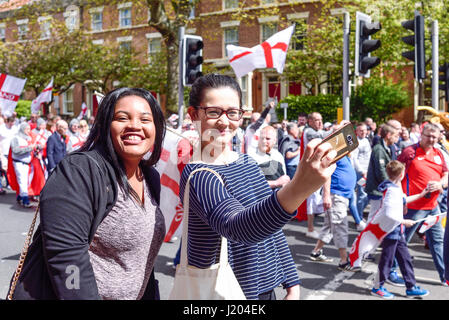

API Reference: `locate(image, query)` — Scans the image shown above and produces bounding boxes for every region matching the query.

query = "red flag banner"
[154,128,192,242]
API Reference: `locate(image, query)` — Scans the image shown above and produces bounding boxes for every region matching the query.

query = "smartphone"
[320,122,359,164]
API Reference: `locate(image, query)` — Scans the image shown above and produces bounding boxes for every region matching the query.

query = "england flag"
[226,25,295,78]
[0,73,26,117]
[154,128,192,242]
[30,78,53,114]
[349,184,403,267]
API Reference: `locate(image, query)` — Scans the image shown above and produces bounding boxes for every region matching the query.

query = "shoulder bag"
[168,167,246,300]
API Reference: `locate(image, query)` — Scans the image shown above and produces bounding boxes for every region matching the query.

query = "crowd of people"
[2,74,448,300]
[0,111,94,207]
[169,92,449,299]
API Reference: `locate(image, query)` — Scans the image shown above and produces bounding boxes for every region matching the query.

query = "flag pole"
[412,212,446,223]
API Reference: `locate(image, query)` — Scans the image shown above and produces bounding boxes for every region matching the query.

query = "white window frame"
[0,23,5,42]
[146,33,162,63]
[223,0,238,10]
[16,19,29,41]
[63,86,74,115]
[118,3,132,28]
[223,28,239,57]
[64,5,79,32]
[92,39,104,45]
[117,35,132,51]
[287,13,309,51]
[89,7,104,32]
[260,23,278,42]
[38,16,52,40]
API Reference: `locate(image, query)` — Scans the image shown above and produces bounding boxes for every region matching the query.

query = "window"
[292,21,307,50]
[91,12,103,31]
[64,6,79,32]
[118,36,132,52]
[63,88,74,114]
[0,27,5,42]
[241,75,248,107]
[16,20,28,41]
[119,8,132,28]
[224,0,238,9]
[120,41,131,51]
[224,28,238,56]
[148,38,161,62]
[39,18,51,39]
[261,23,277,41]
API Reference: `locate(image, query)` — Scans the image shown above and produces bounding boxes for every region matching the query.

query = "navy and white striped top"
[180,153,300,300]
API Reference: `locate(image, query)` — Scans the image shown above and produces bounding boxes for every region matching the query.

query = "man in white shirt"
[249,126,290,189]
[409,122,421,144]
[351,123,372,222]
[302,112,330,239]
[244,101,274,154]
[0,116,18,170]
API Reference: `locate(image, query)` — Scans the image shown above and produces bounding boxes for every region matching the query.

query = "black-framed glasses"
[198,106,243,121]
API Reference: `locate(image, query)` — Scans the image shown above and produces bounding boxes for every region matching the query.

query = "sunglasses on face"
[198,106,243,121]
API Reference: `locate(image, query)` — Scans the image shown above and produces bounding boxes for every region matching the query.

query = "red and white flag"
[77,102,88,120]
[349,187,403,268]
[418,212,446,233]
[226,25,295,78]
[154,128,192,242]
[0,73,26,117]
[31,77,53,114]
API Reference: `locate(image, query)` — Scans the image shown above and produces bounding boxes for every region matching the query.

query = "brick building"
[0,0,438,125]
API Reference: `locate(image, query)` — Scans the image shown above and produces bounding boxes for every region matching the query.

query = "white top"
[351,137,372,174]
[248,148,286,176]
[410,132,420,144]
[244,122,268,155]
[0,124,18,156]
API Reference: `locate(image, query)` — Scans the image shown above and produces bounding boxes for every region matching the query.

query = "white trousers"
[13,161,31,197]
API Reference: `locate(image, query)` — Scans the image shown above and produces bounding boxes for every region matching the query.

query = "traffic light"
[401,11,426,80]
[355,12,382,78]
[182,35,203,86]
[439,63,449,102]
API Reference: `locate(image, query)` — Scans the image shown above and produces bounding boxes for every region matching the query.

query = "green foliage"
[15,100,32,119]
[277,94,342,123]
[350,77,411,123]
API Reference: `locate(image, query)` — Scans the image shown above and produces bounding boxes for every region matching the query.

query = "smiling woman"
[175,74,338,300]
[8,88,167,300]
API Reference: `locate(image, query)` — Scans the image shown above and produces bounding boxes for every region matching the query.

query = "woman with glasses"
[179,74,337,300]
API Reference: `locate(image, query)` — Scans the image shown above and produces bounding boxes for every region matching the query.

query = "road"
[1,188,447,300]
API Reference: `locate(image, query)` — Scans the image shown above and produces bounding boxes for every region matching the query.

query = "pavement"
[154,212,448,300]
[1,187,448,301]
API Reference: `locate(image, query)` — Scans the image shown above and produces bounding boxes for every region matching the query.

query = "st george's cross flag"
[77,102,88,120]
[418,212,446,233]
[0,73,26,117]
[349,185,403,268]
[31,78,53,114]
[154,128,192,242]
[226,25,295,78]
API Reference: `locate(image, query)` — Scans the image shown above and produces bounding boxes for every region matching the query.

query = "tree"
[350,77,411,123]
[145,0,198,112]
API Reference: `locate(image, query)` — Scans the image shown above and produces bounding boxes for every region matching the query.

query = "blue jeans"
[356,172,369,216]
[286,165,297,180]
[438,188,447,214]
[348,190,362,225]
[405,206,445,282]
